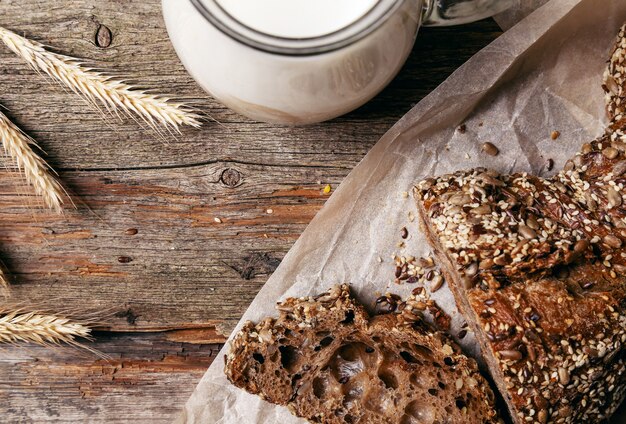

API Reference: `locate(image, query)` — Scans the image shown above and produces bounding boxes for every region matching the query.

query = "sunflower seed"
[558,367,570,385]
[608,187,622,208]
[613,160,626,176]
[603,147,619,159]
[431,275,444,292]
[499,350,523,361]
[482,142,499,156]
[604,234,622,248]
[518,225,537,240]
[470,204,491,215]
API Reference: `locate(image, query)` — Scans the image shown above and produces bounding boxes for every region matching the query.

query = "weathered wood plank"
[0,0,507,421]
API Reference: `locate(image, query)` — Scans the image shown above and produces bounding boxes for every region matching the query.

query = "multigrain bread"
[413,24,626,424]
[225,284,500,423]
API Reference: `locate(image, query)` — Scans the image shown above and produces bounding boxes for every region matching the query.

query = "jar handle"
[422,0,516,26]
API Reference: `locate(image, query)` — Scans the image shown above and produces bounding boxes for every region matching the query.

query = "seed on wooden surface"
[518,225,537,240]
[558,367,570,385]
[481,142,499,156]
[323,184,332,194]
[608,187,622,208]
[603,147,619,159]
[499,350,523,361]
[118,256,133,263]
[431,275,444,292]
[551,130,560,140]
[546,158,554,171]
[604,234,622,248]
[214,217,223,223]
[125,228,138,236]
[400,227,408,239]
[266,208,273,214]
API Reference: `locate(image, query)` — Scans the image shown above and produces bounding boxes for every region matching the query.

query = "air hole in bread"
[330,344,367,382]
[428,388,438,396]
[279,345,299,372]
[341,310,355,324]
[378,369,399,389]
[405,399,435,423]
[455,398,467,410]
[312,376,326,398]
[319,336,334,347]
[413,344,434,361]
[438,382,446,390]
[400,351,419,364]
[252,353,265,364]
[443,356,455,367]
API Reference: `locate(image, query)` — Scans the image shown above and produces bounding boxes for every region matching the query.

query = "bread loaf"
[225,284,500,423]
[414,24,626,424]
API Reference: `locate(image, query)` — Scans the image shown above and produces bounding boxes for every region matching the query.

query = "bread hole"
[413,344,434,361]
[274,370,280,377]
[279,345,299,372]
[378,370,399,389]
[252,353,265,364]
[291,373,302,386]
[438,382,445,390]
[343,383,364,409]
[330,344,366,382]
[341,309,355,324]
[455,398,467,409]
[404,399,435,423]
[443,356,455,366]
[428,388,438,396]
[372,336,382,344]
[365,346,375,353]
[345,415,355,423]
[320,336,334,347]
[400,351,419,364]
[313,376,326,398]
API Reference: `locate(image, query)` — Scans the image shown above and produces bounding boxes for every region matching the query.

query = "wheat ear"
[0,26,201,132]
[0,308,92,347]
[0,110,65,213]
[0,267,9,297]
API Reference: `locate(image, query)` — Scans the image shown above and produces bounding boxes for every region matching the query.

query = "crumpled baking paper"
[178,0,626,422]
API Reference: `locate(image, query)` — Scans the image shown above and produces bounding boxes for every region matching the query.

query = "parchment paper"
[179,0,626,422]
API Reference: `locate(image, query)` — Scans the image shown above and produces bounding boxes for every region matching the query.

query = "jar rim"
[190,0,414,56]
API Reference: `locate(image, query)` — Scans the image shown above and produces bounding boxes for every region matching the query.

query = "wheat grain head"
[0,110,65,211]
[0,308,92,347]
[0,26,202,132]
[0,110,65,212]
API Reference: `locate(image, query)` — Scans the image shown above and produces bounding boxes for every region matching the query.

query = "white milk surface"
[215,0,380,38]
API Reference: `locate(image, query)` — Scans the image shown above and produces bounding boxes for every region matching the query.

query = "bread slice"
[413,24,626,424]
[225,284,500,423]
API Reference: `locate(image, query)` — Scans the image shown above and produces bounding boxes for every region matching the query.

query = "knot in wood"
[95,24,112,48]
[220,168,241,187]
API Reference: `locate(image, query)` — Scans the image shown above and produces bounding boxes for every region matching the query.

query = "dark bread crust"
[414,24,626,424]
[225,285,500,423]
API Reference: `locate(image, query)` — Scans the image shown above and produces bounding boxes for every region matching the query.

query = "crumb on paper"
[457,124,466,133]
[401,191,409,199]
[551,130,561,140]
[323,184,332,194]
[465,153,471,160]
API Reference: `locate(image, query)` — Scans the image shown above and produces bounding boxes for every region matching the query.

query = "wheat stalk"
[0,308,92,347]
[0,26,201,132]
[0,110,65,212]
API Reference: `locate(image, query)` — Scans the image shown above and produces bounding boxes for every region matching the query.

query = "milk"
[215,0,380,38]
[162,0,422,124]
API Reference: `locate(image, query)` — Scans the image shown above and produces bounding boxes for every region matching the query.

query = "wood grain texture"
[1,0,592,422]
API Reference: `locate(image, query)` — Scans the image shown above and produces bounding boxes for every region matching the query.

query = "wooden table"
[2,2,618,423]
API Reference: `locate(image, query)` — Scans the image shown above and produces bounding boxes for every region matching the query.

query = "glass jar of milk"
[162,0,514,124]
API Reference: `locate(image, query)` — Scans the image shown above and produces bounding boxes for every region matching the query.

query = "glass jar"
[162,0,515,124]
